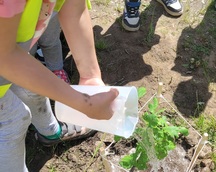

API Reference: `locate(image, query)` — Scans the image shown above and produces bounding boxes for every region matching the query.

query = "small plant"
[114,87,189,171]
[95,39,108,51]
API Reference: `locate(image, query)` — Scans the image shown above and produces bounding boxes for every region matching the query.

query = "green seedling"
[115,87,189,171]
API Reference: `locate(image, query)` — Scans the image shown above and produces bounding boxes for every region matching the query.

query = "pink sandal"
[53,69,70,84]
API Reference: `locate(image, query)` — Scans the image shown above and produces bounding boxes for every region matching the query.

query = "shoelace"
[126,2,140,17]
[128,7,138,15]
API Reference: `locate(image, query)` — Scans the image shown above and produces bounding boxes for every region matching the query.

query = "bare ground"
[26,0,216,171]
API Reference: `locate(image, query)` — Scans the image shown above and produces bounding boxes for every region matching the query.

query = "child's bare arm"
[58,0,101,84]
[0,13,118,120]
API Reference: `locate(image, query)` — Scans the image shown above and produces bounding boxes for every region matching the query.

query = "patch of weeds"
[84,133,107,172]
[26,147,39,165]
[181,57,201,71]
[211,152,216,171]
[190,89,206,117]
[26,143,46,166]
[139,2,150,22]
[115,17,126,31]
[199,0,212,15]
[144,7,156,43]
[115,4,123,13]
[194,114,216,145]
[192,44,211,56]
[163,109,188,128]
[200,59,214,83]
[181,30,212,71]
[200,0,215,16]
[95,39,108,51]
[194,113,216,166]
[48,165,57,172]
[180,0,192,25]
[95,0,111,6]
[145,18,155,43]
[209,27,216,40]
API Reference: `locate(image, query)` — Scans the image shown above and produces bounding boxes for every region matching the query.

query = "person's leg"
[10,84,60,136]
[157,0,183,16]
[122,0,141,31]
[0,89,31,172]
[36,14,70,83]
[10,85,96,147]
[38,14,63,71]
[29,43,38,57]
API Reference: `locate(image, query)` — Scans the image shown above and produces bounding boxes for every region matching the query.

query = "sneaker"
[122,0,141,31]
[53,69,70,84]
[35,122,97,147]
[157,0,183,17]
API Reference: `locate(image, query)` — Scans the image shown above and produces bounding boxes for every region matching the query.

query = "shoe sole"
[122,20,140,32]
[157,0,183,17]
[36,130,97,147]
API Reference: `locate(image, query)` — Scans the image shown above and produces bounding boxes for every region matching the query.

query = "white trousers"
[0,85,59,172]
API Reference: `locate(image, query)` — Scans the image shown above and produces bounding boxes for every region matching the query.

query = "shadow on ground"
[172,1,216,116]
[91,0,168,86]
[25,1,216,171]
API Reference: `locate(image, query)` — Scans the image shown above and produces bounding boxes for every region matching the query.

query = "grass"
[48,166,57,172]
[94,0,111,6]
[145,6,156,43]
[95,39,109,51]
[115,4,123,13]
[193,113,216,166]
[189,1,216,150]
[194,114,216,145]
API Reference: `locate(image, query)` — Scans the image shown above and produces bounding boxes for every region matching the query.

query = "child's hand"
[81,88,119,120]
[78,77,118,119]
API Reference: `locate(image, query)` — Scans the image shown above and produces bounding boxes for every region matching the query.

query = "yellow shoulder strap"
[54,0,92,12]
[86,0,92,10]
[17,0,92,42]
[16,0,42,42]
[54,0,65,11]
[0,84,12,98]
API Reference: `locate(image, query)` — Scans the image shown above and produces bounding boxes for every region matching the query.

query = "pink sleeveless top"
[0,0,56,48]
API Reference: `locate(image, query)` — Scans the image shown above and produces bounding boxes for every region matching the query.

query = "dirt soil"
[26,0,216,171]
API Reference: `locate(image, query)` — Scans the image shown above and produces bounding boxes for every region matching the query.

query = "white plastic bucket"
[55,85,138,138]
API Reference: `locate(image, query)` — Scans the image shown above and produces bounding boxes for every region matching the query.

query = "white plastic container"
[55,85,138,138]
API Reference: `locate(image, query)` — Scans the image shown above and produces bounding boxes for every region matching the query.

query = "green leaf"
[166,140,176,150]
[155,108,166,116]
[148,103,154,113]
[153,97,159,108]
[119,155,134,169]
[133,144,149,170]
[114,135,122,142]
[155,146,168,160]
[143,113,158,127]
[182,63,189,68]
[138,87,146,99]
[148,97,159,113]
[157,116,167,126]
[164,126,180,138]
[178,127,189,136]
